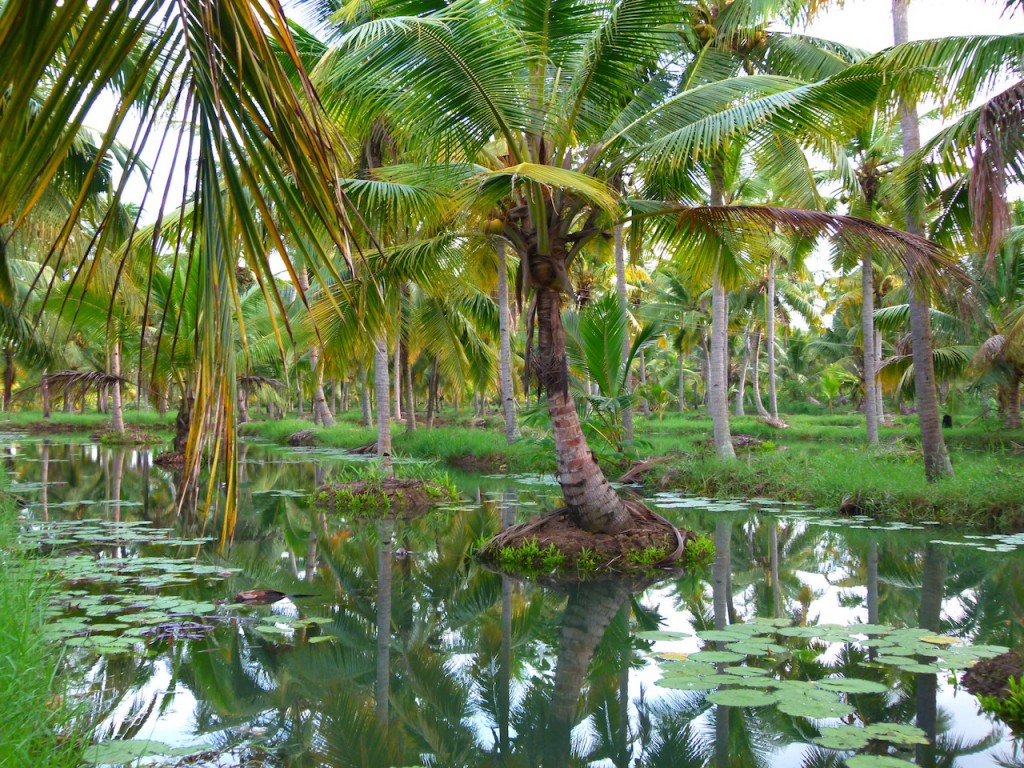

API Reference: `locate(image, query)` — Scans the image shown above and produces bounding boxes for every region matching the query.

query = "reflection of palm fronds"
[237,375,284,391]
[17,369,127,400]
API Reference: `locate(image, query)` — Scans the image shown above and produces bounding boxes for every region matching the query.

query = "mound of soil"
[962,649,1024,699]
[446,453,505,472]
[479,500,693,573]
[154,451,186,469]
[91,427,164,445]
[288,430,319,447]
[315,477,455,517]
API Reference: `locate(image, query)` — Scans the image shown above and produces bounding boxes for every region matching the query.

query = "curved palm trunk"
[710,272,735,459]
[496,241,520,442]
[544,579,631,767]
[862,252,879,444]
[894,0,953,480]
[374,333,392,462]
[767,257,779,419]
[613,225,635,444]
[111,340,125,434]
[536,286,630,533]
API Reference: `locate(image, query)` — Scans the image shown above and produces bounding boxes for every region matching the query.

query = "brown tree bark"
[893,0,953,480]
[535,285,630,534]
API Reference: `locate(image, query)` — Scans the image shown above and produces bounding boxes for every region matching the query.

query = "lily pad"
[778,697,855,719]
[814,726,870,750]
[689,650,745,664]
[846,756,917,768]
[658,676,721,691]
[863,723,929,745]
[707,688,778,707]
[816,678,889,694]
[697,629,748,642]
[637,630,690,642]
[82,739,173,764]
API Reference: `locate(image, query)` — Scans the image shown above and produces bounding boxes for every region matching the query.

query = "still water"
[7,435,1024,767]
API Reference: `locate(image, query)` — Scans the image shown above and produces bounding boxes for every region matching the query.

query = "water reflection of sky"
[9,436,1024,766]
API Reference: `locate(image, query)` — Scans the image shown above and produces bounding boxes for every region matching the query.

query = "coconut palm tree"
[306,0,959,534]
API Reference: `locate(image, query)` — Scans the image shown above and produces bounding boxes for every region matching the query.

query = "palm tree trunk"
[536,286,631,533]
[893,0,953,480]
[862,252,879,444]
[496,241,520,442]
[876,330,885,423]
[752,331,769,418]
[710,272,735,459]
[1006,370,1022,429]
[639,349,651,416]
[735,322,751,417]
[767,257,779,419]
[41,369,50,418]
[613,224,635,444]
[111,340,125,434]
[359,365,371,427]
[678,353,686,413]
[2,347,13,411]
[374,333,391,462]
[402,339,416,432]
[392,336,402,420]
[427,358,438,428]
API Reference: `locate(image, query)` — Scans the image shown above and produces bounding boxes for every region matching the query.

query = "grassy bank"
[0,488,84,767]
[0,409,174,433]
[242,409,1024,529]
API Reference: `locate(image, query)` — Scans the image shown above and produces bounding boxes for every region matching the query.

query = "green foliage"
[575,547,598,574]
[683,533,716,566]
[979,674,1024,736]
[493,538,567,574]
[625,545,668,568]
[0,494,85,768]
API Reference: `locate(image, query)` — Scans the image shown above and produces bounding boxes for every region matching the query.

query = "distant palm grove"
[2,0,1024,525]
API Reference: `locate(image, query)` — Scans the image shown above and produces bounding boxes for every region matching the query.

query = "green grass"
[0,408,174,431]
[0,490,85,767]
[638,412,1024,529]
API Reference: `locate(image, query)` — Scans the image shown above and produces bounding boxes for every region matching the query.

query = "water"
[7,436,1024,767]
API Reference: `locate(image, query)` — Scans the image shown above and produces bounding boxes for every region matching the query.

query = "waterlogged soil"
[7,436,1024,767]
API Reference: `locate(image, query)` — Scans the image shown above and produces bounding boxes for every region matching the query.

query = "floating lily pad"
[658,676,721,691]
[817,678,888,694]
[723,666,771,677]
[689,650,744,664]
[814,725,870,750]
[637,630,689,642]
[82,739,174,764]
[697,629,748,642]
[707,688,778,707]
[846,756,917,768]
[728,641,789,656]
[308,635,336,644]
[918,635,959,646]
[778,697,855,719]
[863,723,929,745]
